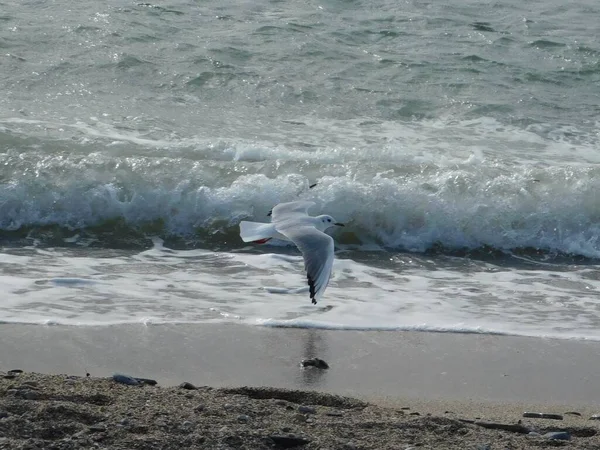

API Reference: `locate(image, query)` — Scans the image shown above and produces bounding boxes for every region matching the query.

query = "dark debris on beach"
[1,371,600,449]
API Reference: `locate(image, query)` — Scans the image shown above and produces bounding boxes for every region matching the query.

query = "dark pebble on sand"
[564,411,582,416]
[544,431,571,441]
[301,358,329,369]
[523,412,563,420]
[88,424,107,433]
[0,411,8,419]
[298,405,316,414]
[269,434,311,448]
[112,374,140,386]
[179,381,197,390]
[237,414,250,423]
[134,377,158,386]
[326,410,344,417]
[3,370,23,379]
[468,420,530,434]
[22,390,41,400]
[409,412,421,416]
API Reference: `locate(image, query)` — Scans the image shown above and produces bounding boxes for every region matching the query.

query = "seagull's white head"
[314,215,345,232]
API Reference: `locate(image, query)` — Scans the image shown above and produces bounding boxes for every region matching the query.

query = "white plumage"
[239,201,344,304]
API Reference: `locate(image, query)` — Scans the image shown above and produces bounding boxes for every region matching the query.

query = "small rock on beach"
[544,431,571,440]
[298,405,317,414]
[301,358,329,369]
[522,412,563,420]
[112,374,140,386]
[135,377,158,386]
[269,434,311,448]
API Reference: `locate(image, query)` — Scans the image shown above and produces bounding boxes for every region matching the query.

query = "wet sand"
[1,323,600,404]
[1,324,600,448]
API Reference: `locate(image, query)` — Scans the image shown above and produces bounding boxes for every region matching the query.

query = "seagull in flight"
[239,201,344,304]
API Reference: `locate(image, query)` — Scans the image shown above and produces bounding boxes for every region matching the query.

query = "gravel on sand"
[1,372,599,449]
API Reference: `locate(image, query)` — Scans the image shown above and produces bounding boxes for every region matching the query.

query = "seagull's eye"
[327,218,331,222]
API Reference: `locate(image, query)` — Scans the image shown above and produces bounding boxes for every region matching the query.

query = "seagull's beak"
[334,223,345,227]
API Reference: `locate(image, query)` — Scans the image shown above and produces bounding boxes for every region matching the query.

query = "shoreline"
[2,324,600,447]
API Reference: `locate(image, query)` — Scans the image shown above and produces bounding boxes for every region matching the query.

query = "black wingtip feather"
[307,273,317,304]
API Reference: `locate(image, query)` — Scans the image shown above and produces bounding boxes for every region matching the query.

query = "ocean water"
[1,0,599,340]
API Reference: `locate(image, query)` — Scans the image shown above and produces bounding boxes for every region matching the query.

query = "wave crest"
[1,164,599,259]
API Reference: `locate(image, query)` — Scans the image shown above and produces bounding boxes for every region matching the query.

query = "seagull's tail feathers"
[239,221,278,243]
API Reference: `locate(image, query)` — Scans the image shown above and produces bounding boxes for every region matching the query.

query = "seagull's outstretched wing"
[271,200,334,304]
[271,201,316,226]
[276,225,334,305]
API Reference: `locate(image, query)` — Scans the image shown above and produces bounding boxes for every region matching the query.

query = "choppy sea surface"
[1,0,599,340]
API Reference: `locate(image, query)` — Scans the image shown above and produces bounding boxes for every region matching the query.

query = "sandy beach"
[2,324,600,448]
